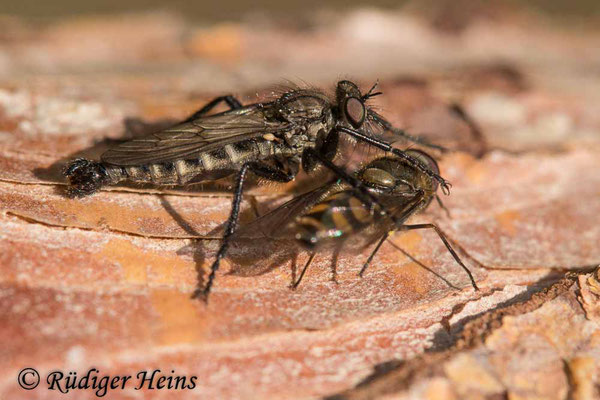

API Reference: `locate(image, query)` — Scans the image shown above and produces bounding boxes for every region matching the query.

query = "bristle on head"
[63,158,109,197]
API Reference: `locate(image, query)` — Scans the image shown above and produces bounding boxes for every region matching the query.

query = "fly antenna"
[362,80,383,101]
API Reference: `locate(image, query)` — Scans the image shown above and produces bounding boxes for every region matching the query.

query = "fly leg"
[194,160,297,302]
[336,126,453,195]
[193,163,251,302]
[357,197,437,277]
[330,244,343,284]
[358,232,390,277]
[290,252,316,289]
[373,103,488,157]
[397,223,478,290]
[182,95,243,122]
[368,110,449,153]
[435,194,451,218]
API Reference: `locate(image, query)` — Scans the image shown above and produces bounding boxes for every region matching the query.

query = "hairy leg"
[194,160,297,301]
[368,110,449,152]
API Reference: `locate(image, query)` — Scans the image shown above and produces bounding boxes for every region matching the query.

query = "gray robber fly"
[64,80,452,300]
[231,149,478,291]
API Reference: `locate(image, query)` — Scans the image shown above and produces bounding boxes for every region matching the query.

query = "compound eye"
[405,149,440,189]
[344,97,365,128]
[405,150,440,176]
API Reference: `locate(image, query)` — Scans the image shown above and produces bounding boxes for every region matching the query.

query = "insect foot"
[63,158,110,197]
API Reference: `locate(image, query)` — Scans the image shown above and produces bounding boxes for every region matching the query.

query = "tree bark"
[1,6,599,399]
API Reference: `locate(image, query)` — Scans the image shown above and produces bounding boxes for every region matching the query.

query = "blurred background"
[0,0,598,162]
[1,0,600,22]
[0,0,597,89]
[0,0,598,149]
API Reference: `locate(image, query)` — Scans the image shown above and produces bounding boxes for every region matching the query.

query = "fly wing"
[226,185,335,277]
[101,106,288,166]
[233,183,338,241]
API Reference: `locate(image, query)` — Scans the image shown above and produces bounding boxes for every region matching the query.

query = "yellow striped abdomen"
[295,190,375,247]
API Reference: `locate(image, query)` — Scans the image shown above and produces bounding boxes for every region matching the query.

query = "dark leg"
[304,148,386,216]
[399,223,478,290]
[193,160,297,301]
[435,194,451,219]
[337,126,452,195]
[193,163,251,301]
[330,244,343,283]
[368,110,449,152]
[359,232,390,277]
[290,252,316,289]
[182,95,243,123]
[385,239,458,290]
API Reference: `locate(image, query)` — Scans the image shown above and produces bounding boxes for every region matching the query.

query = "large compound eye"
[344,97,366,128]
[405,150,439,175]
[405,150,440,188]
[359,167,395,192]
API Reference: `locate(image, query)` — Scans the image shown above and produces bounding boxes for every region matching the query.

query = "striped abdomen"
[103,139,278,186]
[295,190,378,247]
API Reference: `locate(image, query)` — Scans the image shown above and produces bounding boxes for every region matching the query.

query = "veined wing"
[235,179,424,243]
[227,185,338,278]
[102,106,288,166]
[233,182,342,241]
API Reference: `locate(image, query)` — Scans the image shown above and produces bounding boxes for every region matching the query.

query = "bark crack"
[326,269,594,400]
[5,211,219,240]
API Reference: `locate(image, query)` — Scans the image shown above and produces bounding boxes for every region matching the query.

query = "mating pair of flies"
[64,80,478,301]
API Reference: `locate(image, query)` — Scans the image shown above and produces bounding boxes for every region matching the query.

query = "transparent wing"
[101,106,288,166]
[233,184,338,241]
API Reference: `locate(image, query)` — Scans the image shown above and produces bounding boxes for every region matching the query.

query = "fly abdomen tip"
[63,158,110,197]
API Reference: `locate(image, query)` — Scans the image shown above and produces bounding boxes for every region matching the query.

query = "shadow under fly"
[231,149,478,291]
[63,80,454,300]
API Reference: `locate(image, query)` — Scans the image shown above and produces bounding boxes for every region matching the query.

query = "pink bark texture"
[1,4,599,400]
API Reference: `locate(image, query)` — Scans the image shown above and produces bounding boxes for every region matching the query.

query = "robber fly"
[64,80,452,300]
[232,149,478,291]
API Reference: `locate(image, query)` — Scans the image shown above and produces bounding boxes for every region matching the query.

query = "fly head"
[336,80,368,129]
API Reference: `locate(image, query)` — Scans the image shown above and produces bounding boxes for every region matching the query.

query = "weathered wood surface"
[1,7,599,400]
